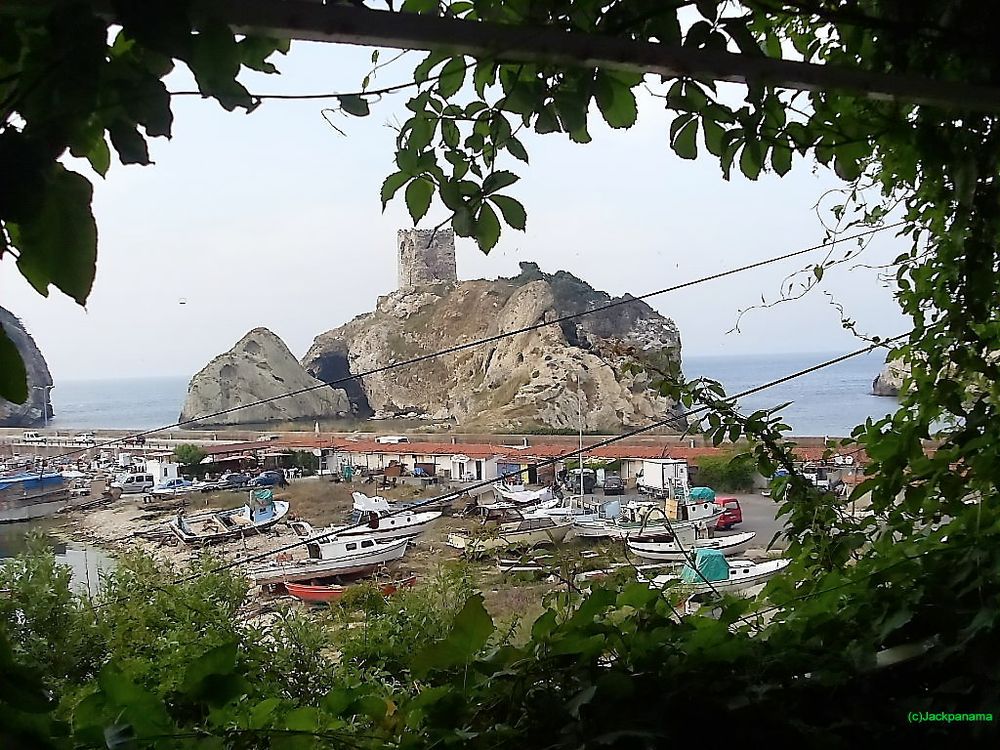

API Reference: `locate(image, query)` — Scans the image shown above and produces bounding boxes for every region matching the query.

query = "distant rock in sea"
[872,358,908,397]
[0,306,53,427]
[179,328,350,426]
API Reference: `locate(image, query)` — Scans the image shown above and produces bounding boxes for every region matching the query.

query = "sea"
[43,351,896,437]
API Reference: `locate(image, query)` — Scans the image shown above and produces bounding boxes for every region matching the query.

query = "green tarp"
[681,549,730,583]
[689,486,716,501]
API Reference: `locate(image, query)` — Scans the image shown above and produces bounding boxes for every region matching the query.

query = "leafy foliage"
[0,1,288,401]
[172,443,206,471]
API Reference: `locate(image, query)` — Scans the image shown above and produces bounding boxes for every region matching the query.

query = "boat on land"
[284,574,417,604]
[627,530,758,562]
[168,489,289,544]
[645,548,791,595]
[251,536,409,586]
[0,471,70,523]
[573,497,724,539]
[523,493,622,523]
[289,492,441,543]
[447,516,573,555]
[489,484,555,506]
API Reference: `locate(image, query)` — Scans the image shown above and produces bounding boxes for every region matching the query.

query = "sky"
[1,41,909,382]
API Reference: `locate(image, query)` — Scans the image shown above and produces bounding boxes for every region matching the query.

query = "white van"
[112,473,156,494]
[22,431,43,442]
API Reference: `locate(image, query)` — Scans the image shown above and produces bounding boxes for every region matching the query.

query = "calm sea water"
[45,351,895,437]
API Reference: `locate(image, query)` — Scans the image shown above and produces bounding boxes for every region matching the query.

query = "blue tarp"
[689,486,716,501]
[681,549,730,583]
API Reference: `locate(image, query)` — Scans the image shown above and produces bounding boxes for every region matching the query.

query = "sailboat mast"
[578,371,584,496]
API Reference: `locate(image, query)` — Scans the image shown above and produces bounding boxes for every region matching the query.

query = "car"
[111,472,156,494]
[714,496,743,530]
[217,472,250,489]
[250,470,286,487]
[152,477,196,496]
[602,475,625,495]
[75,432,96,443]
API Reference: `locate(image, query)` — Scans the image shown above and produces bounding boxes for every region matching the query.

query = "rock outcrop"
[302,262,685,432]
[0,307,53,427]
[872,358,909,397]
[179,328,350,426]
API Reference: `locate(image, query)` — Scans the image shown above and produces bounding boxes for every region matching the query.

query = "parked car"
[562,468,597,494]
[152,478,196,496]
[602,475,625,495]
[74,432,96,443]
[111,472,156,494]
[217,472,250,489]
[250,470,287,488]
[714,496,743,530]
[22,431,43,443]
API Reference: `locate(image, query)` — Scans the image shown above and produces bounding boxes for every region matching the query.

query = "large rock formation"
[872,358,909,397]
[179,328,350,426]
[302,262,685,432]
[0,307,53,427]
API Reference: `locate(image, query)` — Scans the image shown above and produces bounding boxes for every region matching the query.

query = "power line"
[46,221,904,465]
[184,337,905,582]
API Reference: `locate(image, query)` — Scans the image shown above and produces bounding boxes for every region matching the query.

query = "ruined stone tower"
[397,228,457,291]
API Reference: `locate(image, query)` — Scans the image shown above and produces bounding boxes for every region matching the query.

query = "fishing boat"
[251,536,409,586]
[490,484,554,506]
[573,497,724,539]
[447,516,572,555]
[168,489,289,544]
[627,530,757,562]
[523,494,622,523]
[289,492,441,543]
[285,574,417,603]
[0,471,69,523]
[646,549,791,595]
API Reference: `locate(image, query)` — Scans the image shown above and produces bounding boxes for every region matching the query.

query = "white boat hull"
[294,511,442,544]
[251,537,409,586]
[649,557,790,595]
[448,520,572,554]
[628,531,757,562]
[170,500,290,544]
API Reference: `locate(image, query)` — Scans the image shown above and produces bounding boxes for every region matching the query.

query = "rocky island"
[181,230,686,432]
[0,306,54,427]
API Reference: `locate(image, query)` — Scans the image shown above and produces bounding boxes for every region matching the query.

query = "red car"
[714,496,743,530]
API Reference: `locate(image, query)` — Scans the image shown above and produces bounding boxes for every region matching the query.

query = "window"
[361,540,373,548]
[346,542,357,551]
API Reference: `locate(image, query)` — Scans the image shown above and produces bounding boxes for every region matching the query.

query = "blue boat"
[0,471,70,524]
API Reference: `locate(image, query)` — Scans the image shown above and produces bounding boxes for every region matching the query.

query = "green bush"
[692,452,757,492]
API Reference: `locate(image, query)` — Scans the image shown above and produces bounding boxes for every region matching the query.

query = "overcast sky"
[1,41,908,382]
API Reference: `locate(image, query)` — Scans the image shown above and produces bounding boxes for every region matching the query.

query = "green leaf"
[182,642,238,694]
[338,94,370,117]
[12,164,96,305]
[771,141,792,176]
[441,120,461,149]
[108,122,150,165]
[740,141,762,180]
[482,170,519,194]
[405,178,434,223]
[671,117,698,160]
[381,171,409,209]
[834,154,862,181]
[595,71,638,129]
[437,57,467,98]
[414,50,448,83]
[412,594,495,674]
[490,195,526,230]
[505,136,529,163]
[0,324,27,405]
[475,202,502,252]
[87,138,111,177]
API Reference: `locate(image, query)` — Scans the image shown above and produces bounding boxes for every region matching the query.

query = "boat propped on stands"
[289,492,441,543]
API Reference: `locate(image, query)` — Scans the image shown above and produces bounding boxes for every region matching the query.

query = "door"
[475,461,482,481]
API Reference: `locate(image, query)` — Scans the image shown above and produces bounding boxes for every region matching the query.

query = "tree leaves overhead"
[10,164,97,305]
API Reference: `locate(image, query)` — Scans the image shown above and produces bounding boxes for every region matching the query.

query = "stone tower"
[397,228,457,291]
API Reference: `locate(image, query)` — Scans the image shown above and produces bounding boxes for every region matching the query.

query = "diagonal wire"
[44,221,905,466]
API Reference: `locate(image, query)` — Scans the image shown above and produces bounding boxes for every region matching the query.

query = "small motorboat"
[646,549,791,595]
[251,536,409,586]
[285,574,417,603]
[447,516,572,555]
[290,492,441,543]
[627,531,758,562]
[169,489,289,544]
[573,499,724,539]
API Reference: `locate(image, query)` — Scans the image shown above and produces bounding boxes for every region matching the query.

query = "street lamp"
[31,385,54,429]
